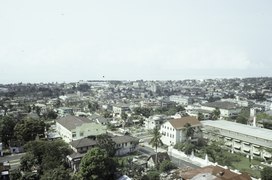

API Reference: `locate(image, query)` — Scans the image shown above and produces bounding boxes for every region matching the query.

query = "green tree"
[40,166,71,180]
[142,170,160,180]
[44,110,58,120]
[0,116,16,146]
[103,110,112,118]
[10,169,22,180]
[236,115,248,124]
[78,147,116,180]
[204,141,239,166]
[96,134,116,157]
[20,153,36,172]
[236,108,250,124]
[121,112,128,120]
[149,127,163,165]
[21,140,71,173]
[134,107,153,118]
[184,123,195,141]
[159,160,176,172]
[198,113,204,121]
[261,166,272,180]
[211,108,220,120]
[88,102,99,112]
[14,118,45,142]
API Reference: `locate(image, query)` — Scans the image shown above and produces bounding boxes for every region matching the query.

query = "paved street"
[0,153,25,170]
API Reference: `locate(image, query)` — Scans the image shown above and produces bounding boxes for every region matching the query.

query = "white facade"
[144,115,167,130]
[201,105,241,118]
[160,121,181,146]
[56,121,106,143]
[202,120,272,159]
[160,117,202,146]
[112,105,130,115]
[169,95,192,106]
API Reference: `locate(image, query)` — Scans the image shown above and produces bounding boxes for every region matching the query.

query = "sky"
[1,0,272,83]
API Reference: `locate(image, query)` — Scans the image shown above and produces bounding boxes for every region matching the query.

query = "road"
[0,153,25,170]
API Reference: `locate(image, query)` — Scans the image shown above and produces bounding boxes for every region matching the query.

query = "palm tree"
[149,126,163,166]
[184,123,195,141]
[211,108,220,120]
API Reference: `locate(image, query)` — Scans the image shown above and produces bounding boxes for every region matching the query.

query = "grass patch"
[231,155,262,178]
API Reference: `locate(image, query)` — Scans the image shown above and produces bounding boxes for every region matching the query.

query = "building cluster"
[1,77,272,179]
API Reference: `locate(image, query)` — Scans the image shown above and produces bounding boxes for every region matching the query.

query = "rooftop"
[179,165,251,180]
[168,116,201,129]
[203,101,239,110]
[56,115,92,130]
[202,120,272,141]
[70,137,97,149]
[112,135,139,144]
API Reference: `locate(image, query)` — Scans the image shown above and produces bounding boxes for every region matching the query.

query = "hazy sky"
[1,0,272,83]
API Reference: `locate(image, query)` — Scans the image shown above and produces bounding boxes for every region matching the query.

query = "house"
[202,120,272,159]
[169,95,193,106]
[144,115,169,130]
[186,109,212,120]
[147,152,170,168]
[201,101,241,118]
[67,135,139,172]
[160,116,202,146]
[112,104,130,115]
[9,140,24,154]
[89,114,110,125]
[57,107,74,117]
[112,135,139,156]
[56,115,107,143]
[178,165,251,180]
[69,137,97,153]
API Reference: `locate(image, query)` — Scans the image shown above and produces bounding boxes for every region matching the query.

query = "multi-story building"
[56,115,107,143]
[201,101,241,118]
[202,120,272,159]
[160,116,202,146]
[112,104,130,115]
[169,95,193,106]
[144,115,168,130]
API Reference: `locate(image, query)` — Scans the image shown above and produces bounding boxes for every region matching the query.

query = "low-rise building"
[178,165,251,180]
[202,120,272,159]
[67,135,139,172]
[144,115,168,130]
[169,95,193,106]
[56,115,106,143]
[201,101,241,118]
[112,104,130,115]
[57,107,74,117]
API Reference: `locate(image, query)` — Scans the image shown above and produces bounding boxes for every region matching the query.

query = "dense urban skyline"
[1,0,272,83]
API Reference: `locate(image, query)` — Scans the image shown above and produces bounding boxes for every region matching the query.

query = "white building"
[144,115,168,130]
[112,136,139,156]
[201,101,241,118]
[56,115,107,143]
[57,107,74,117]
[202,120,272,159]
[160,116,202,146]
[112,104,130,115]
[169,95,193,106]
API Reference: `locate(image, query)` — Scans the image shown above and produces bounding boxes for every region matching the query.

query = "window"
[80,132,84,137]
[72,132,76,138]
